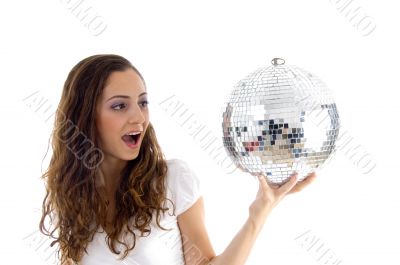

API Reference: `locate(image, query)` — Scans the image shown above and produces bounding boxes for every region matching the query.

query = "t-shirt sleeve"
[167,159,202,216]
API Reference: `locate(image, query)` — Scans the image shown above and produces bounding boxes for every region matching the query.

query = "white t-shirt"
[79,159,201,265]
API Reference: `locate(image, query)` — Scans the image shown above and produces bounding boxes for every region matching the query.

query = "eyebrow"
[106,92,147,102]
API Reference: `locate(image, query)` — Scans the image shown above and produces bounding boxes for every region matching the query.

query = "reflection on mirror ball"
[221,58,340,185]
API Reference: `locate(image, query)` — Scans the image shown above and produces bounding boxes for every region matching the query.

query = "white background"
[1,0,399,264]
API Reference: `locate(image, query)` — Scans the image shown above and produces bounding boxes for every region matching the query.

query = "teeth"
[126,132,141,136]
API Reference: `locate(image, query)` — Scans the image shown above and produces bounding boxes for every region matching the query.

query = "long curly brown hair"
[39,54,173,264]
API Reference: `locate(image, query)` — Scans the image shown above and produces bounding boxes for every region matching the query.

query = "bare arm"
[178,172,316,265]
[207,216,265,265]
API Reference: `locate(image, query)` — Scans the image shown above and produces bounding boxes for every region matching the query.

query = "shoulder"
[166,158,201,190]
[165,158,202,216]
[166,158,193,173]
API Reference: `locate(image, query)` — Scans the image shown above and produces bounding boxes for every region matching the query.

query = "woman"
[39,54,316,265]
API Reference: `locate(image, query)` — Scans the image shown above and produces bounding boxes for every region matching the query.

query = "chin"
[127,151,141,160]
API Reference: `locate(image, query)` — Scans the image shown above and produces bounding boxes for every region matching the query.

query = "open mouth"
[122,133,141,145]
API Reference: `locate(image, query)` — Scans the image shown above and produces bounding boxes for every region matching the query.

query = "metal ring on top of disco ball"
[271,58,285,66]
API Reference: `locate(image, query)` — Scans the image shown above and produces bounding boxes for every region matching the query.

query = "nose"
[127,104,146,124]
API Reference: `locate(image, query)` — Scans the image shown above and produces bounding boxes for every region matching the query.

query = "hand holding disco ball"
[222,58,340,186]
[249,170,317,225]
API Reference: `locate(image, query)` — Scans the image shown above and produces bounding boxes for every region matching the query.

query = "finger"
[257,174,276,195]
[254,175,264,198]
[256,174,283,190]
[289,172,317,194]
[257,174,269,189]
[277,172,298,195]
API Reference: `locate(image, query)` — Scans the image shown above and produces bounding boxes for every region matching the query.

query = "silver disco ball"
[221,58,340,185]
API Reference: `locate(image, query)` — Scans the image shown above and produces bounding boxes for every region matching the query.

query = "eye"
[140,100,149,108]
[112,103,126,111]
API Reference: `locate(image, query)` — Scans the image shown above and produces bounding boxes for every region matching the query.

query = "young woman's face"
[96,68,149,161]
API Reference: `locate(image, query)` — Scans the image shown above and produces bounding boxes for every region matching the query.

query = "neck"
[97,155,127,195]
